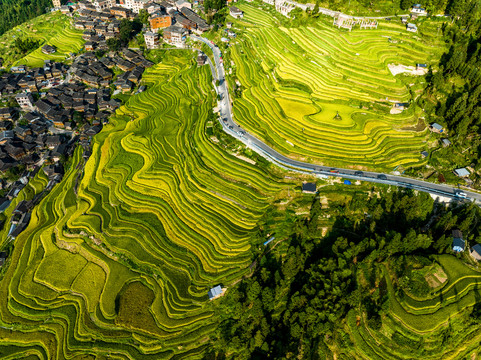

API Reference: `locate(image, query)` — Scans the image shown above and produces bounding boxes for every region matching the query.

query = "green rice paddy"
[228,4,445,170]
[0,52,291,359]
[0,6,474,359]
[0,12,84,68]
[342,255,481,359]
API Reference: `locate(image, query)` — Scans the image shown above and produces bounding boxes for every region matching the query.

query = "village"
[0,0,443,243]
[0,0,250,242]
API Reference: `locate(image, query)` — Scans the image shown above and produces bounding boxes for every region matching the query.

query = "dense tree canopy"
[205,189,481,358]
[0,0,53,36]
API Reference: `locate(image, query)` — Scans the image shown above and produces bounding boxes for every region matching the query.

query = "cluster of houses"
[401,4,428,33]
[146,4,211,48]
[451,230,481,263]
[427,122,472,181]
[59,0,213,49]
[0,61,68,96]
[75,8,125,52]
[0,48,152,231]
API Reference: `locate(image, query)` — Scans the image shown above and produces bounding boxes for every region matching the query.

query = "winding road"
[191,35,481,204]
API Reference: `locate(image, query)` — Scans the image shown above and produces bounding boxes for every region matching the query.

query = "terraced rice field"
[0,52,289,358]
[0,12,84,68]
[342,255,481,359]
[229,4,446,170]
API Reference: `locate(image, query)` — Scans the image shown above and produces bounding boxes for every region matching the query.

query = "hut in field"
[302,182,316,194]
[452,230,465,252]
[208,285,224,300]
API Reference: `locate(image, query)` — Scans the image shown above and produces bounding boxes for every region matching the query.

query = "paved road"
[191,35,481,204]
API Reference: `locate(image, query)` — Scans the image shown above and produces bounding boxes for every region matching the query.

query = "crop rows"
[0,12,84,68]
[0,53,288,358]
[343,255,481,359]
[230,4,445,169]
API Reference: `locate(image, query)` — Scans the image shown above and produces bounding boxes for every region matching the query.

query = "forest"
[204,188,481,358]
[419,0,481,175]
[0,0,53,36]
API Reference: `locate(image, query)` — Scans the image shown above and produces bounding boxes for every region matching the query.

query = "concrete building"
[15,93,35,110]
[411,4,427,15]
[175,0,192,9]
[163,26,188,46]
[229,6,243,18]
[149,10,172,30]
[275,0,295,17]
[124,0,149,13]
[92,0,115,11]
[144,31,160,49]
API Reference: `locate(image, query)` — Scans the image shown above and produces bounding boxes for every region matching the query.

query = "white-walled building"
[92,0,115,11]
[275,0,295,17]
[124,0,149,13]
[144,31,160,49]
[15,93,35,110]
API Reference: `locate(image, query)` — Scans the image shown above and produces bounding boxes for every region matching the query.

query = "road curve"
[191,35,481,204]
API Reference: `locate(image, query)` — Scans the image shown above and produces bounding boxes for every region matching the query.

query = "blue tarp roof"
[264,236,275,246]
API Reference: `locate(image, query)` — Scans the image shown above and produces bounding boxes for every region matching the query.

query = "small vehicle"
[239,130,246,135]
[354,171,364,177]
[229,125,234,130]
[377,174,388,180]
[455,191,468,199]
[329,169,339,173]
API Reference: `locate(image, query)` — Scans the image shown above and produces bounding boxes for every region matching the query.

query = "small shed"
[430,122,444,133]
[454,168,470,178]
[421,150,428,158]
[302,182,316,194]
[441,138,451,147]
[406,23,418,32]
[416,63,427,70]
[208,285,223,300]
[471,244,481,261]
[452,230,465,252]
[41,45,57,54]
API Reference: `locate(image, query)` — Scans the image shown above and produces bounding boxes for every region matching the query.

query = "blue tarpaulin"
[343,180,351,185]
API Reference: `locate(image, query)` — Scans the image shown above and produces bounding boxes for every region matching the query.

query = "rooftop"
[208,285,222,299]
[454,168,470,177]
